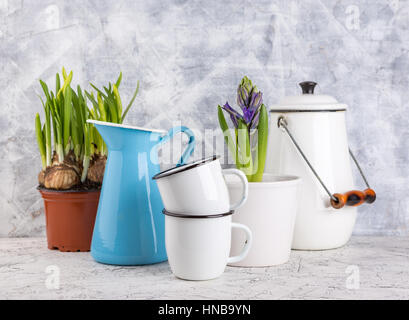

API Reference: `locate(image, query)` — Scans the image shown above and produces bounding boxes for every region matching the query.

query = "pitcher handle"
[160,126,195,166]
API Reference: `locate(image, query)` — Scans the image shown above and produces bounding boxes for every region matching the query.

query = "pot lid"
[270,81,347,112]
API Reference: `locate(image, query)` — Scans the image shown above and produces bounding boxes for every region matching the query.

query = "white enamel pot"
[265,81,376,250]
[227,174,301,267]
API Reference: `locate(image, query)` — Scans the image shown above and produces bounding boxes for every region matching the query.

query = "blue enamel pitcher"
[87,120,195,265]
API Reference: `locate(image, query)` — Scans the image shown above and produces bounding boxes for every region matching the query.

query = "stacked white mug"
[153,155,252,280]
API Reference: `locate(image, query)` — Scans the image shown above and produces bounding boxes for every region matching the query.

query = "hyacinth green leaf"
[250,104,268,182]
[234,127,240,171]
[237,119,253,180]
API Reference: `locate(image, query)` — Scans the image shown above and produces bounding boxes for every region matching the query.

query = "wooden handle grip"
[330,188,376,209]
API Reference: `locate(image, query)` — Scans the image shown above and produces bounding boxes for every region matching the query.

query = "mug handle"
[222,169,248,210]
[227,222,252,264]
[159,126,196,166]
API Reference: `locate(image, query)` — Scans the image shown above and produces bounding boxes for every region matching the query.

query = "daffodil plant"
[218,76,268,182]
[35,68,138,190]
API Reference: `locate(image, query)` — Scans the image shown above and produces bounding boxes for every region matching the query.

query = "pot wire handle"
[277,116,376,209]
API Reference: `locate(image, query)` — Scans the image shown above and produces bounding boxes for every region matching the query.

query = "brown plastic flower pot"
[39,188,100,252]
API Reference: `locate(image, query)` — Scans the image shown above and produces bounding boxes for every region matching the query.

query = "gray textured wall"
[0,0,407,237]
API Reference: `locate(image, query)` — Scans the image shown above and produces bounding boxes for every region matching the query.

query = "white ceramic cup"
[153,155,248,215]
[164,210,252,280]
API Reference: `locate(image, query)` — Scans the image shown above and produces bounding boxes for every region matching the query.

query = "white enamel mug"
[152,155,248,215]
[164,210,252,280]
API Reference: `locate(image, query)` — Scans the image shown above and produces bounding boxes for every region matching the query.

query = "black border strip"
[162,209,234,219]
[152,155,220,180]
[0,300,401,317]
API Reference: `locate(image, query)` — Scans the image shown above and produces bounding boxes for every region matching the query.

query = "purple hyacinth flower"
[248,91,262,112]
[250,108,261,129]
[222,101,242,128]
[220,76,264,130]
[242,107,256,125]
[237,86,249,110]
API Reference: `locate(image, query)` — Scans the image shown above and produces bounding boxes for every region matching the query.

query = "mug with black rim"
[152,155,248,215]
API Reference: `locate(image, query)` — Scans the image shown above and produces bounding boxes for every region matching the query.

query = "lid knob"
[299,81,317,94]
